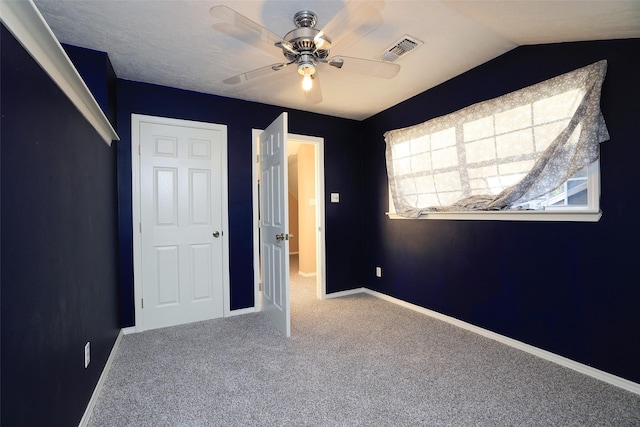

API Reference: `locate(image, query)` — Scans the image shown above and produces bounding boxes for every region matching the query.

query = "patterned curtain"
[384,60,609,218]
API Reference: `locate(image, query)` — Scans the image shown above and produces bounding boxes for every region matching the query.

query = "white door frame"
[252,128,327,310]
[131,114,231,331]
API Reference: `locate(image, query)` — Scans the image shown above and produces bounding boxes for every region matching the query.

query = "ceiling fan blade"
[210,5,284,57]
[223,63,285,85]
[302,73,322,104]
[327,56,400,79]
[316,1,384,53]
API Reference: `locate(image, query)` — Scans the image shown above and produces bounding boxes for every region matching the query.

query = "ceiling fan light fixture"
[297,61,316,76]
[301,73,313,91]
[298,60,316,91]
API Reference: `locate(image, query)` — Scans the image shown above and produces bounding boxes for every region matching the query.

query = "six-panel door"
[139,121,225,330]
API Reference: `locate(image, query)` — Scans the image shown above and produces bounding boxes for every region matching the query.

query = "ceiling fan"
[209,2,401,104]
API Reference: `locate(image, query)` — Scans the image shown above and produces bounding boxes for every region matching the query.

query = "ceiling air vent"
[380,35,422,63]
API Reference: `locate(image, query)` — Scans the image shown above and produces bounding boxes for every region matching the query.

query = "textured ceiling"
[33,0,640,120]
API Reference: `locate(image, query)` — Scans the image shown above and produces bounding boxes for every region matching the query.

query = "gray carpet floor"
[88,255,640,426]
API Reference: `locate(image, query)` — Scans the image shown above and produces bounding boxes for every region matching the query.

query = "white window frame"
[385,60,608,223]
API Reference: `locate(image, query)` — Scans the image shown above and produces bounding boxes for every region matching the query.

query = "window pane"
[568,190,588,205]
[463,116,494,141]
[397,178,417,194]
[465,137,496,163]
[414,175,436,193]
[392,141,412,159]
[437,191,464,206]
[498,160,535,175]
[393,157,412,175]
[411,152,431,172]
[533,120,569,151]
[515,164,590,209]
[431,147,458,168]
[496,129,533,158]
[417,193,441,208]
[434,171,462,192]
[533,89,582,125]
[495,104,532,134]
[431,127,456,149]
[410,135,430,154]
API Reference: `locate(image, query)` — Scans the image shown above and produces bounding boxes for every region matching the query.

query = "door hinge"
[141,298,144,309]
[139,145,141,156]
[257,154,260,163]
[259,282,262,292]
[139,222,142,233]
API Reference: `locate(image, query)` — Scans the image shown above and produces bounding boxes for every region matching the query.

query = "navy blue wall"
[361,39,640,383]
[116,80,364,326]
[1,26,120,426]
[63,44,118,129]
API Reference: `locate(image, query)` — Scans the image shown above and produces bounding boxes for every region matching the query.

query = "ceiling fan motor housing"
[281,11,331,64]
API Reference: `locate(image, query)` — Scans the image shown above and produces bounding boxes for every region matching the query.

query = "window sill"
[386,210,602,222]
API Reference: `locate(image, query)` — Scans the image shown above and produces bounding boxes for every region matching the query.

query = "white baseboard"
[298,271,317,277]
[362,288,640,396]
[325,287,366,299]
[120,307,257,334]
[78,329,125,427]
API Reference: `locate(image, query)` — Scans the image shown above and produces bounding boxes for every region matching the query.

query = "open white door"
[259,113,291,337]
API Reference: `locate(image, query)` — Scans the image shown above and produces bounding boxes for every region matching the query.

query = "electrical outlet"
[84,342,90,368]
[376,267,382,277]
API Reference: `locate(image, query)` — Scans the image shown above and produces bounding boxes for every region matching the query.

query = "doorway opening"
[252,129,326,311]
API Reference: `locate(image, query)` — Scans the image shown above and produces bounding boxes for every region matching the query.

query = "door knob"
[213,231,220,238]
[276,233,285,241]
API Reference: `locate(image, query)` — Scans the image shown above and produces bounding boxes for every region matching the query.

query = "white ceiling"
[33,0,640,121]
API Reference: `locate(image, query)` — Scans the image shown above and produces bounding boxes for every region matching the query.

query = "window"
[385,60,609,221]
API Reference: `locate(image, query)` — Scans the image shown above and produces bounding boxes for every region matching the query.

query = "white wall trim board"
[1,0,119,145]
[325,288,366,299]
[78,329,124,427]
[362,288,640,396]
[121,327,137,335]
[298,271,317,277]
[251,129,262,313]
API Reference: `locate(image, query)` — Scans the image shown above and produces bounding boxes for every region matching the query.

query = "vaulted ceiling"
[33,0,640,120]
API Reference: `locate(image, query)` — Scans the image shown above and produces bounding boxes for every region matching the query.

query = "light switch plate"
[331,193,340,203]
[84,342,90,368]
